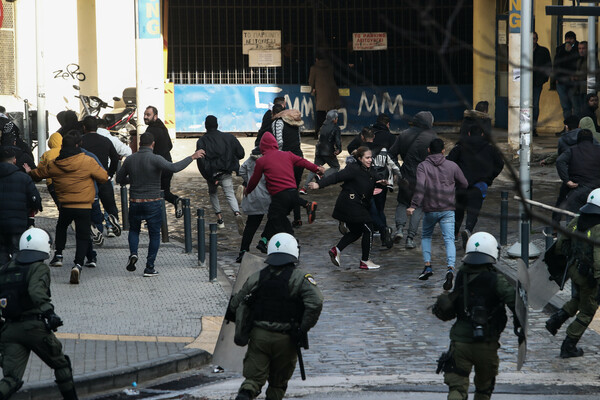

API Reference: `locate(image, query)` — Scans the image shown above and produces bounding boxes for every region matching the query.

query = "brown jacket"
[30,151,108,209]
[309,59,341,111]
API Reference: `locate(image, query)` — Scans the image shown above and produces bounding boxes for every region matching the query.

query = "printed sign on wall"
[242,30,281,54]
[352,32,388,51]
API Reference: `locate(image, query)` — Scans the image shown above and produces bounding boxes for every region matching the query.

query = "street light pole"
[35,0,47,160]
[508,0,541,260]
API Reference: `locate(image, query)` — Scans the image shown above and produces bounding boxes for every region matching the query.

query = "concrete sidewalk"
[14,216,231,400]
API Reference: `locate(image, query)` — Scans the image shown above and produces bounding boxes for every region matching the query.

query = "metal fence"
[167,0,473,87]
[0,1,16,95]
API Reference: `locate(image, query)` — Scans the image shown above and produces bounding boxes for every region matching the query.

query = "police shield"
[212,252,264,372]
[526,256,561,311]
[515,259,529,371]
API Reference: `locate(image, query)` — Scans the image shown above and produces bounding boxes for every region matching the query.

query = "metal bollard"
[183,199,192,253]
[209,223,217,282]
[521,214,529,265]
[160,190,169,243]
[542,226,554,252]
[120,185,129,230]
[197,208,206,267]
[500,191,508,246]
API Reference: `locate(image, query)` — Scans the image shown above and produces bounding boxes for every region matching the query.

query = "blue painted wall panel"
[174,84,472,134]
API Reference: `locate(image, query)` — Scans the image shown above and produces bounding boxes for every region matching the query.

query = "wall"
[1,0,138,135]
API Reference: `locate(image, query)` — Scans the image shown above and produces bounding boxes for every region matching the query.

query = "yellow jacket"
[39,132,63,185]
[30,150,108,209]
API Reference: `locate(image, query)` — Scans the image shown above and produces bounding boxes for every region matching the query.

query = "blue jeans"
[421,210,456,268]
[128,200,163,268]
[556,82,577,119]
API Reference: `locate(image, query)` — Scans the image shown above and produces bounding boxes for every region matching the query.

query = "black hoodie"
[0,162,42,234]
[446,135,504,186]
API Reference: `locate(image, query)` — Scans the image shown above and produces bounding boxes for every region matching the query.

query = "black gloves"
[513,316,525,345]
[42,310,63,332]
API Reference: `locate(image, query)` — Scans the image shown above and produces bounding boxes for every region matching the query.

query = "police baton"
[297,347,306,380]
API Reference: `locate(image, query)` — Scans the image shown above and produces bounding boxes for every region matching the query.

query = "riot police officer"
[432,232,522,400]
[227,232,323,400]
[545,188,600,358]
[0,227,78,399]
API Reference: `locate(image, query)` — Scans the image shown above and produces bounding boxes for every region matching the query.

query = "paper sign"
[352,32,388,51]
[243,30,281,54]
[248,50,281,67]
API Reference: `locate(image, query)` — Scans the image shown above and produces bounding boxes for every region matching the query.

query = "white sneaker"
[235,212,245,235]
[393,229,404,243]
[360,259,380,270]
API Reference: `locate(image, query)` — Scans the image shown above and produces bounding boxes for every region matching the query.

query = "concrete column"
[134,0,165,138]
[77,0,98,97]
[473,0,497,121]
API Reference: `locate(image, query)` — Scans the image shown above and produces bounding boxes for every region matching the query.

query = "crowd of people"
[2,74,600,400]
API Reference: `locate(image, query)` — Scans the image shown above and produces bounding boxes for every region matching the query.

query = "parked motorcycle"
[73,85,137,145]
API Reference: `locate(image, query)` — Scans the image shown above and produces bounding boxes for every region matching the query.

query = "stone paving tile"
[22,135,600,389]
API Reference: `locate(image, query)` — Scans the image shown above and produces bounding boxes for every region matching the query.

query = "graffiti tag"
[53,63,86,81]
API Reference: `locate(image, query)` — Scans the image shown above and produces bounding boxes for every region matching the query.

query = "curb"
[13,348,212,400]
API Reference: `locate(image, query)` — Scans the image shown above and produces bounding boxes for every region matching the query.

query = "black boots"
[235,389,254,400]
[545,309,570,336]
[60,387,79,400]
[560,336,584,358]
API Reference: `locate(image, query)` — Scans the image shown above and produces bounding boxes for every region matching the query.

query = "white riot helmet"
[17,228,52,263]
[580,188,600,214]
[266,233,299,266]
[463,232,499,265]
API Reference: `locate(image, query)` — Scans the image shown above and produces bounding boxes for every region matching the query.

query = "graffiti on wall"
[53,63,86,81]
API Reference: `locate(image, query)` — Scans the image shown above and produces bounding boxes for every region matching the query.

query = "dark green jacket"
[229,264,323,333]
[557,217,600,279]
[0,260,54,318]
[449,263,515,343]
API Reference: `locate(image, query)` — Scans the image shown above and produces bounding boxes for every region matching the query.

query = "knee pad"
[0,377,24,400]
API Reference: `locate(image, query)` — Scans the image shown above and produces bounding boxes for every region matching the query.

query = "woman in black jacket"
[308,146,383,270]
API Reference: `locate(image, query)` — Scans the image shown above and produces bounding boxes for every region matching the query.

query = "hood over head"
[411,111,434,129]
[259,131,279,154]
[48,132,63,149]
[579,116,597,136]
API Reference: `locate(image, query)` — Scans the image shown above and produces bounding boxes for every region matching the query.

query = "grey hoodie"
[411,153,467,212]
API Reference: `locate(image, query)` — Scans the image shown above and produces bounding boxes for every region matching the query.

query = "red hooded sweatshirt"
[246,132,319,196]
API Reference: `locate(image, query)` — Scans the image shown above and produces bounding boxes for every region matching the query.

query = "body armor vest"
[252,265,304,324]
[571,224,594,269]
[455,269,507,339]
[0,263,35,319]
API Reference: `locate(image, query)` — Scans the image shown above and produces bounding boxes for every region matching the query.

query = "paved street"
[19,133,600,399]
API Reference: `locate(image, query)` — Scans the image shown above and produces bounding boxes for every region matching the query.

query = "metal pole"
[183,198,192,253]
[521,214,530,265]
[588,16,597,94]
[35,0,47,161]
[543,227,554,251]
[160,190,169,243]
[500,191,508,246]
[209,223,217,282]
[120,185,129,231]
[197,208,206,267]
[519,0,533,263]
[23,100,31,148]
